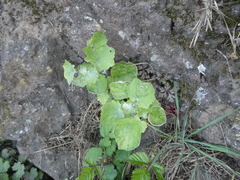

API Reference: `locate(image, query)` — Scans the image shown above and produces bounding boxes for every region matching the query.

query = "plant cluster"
[0,145,43,180]
[63,31,166,180]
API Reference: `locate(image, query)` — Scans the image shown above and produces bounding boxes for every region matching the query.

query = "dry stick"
[33,141,72,153]
[216,49,234,84]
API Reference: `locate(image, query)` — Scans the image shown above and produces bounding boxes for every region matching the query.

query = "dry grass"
[190,0,239,60]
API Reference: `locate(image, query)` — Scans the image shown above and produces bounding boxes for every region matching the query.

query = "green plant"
[0,147,43,180]
[63,31,166,179]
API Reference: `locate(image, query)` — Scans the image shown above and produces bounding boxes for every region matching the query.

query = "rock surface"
[0,0,240,179]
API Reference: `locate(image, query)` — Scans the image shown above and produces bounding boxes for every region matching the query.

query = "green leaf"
[99,137,111,147]
[18,155,26,164]
[127,152,150,165]
[148,106,166,126]
[0,173,9,180]
[152,164,165,180]
[87,74,107,94]
[76,167,95,180]
[113,117,147,150]
[105,139,116,156]
[110,62,137,82]
[1,149,9,159]
[84,31,115,71]
[0,158,10,173]
[84,147,102,167]
[29,167,38,180]
[100,101,124,137]
[97,91,112,105]
[114,150,131,163]
[63,60,76,85]
[137,107,148,119]
[72,63,99,87]
[36,170,43,180]
[109,81,129,100]
[121,100,137,118]
[102,164,118,180]
[12,162,25,180]
[95,166,102,177]
[131,168,150,180]
[128,78,155,109]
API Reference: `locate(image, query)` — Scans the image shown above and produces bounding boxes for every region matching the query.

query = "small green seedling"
[0,148,43,180]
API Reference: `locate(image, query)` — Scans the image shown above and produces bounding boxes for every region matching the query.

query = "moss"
[0,103,12,137]
[21,0,60,18]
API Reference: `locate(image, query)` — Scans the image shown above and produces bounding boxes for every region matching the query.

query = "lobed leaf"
[148,106,166,126]
[127,152,150,165]
[0,158,10,173]
[102,164,118,180]
[1,149,10,159]
[97,91,111,105]
[0,173,8,180]
[72,63,99,87]
[84,32,115,71]
[87,74,107,94]
[105,139,116,156]
[12,162,25,180]
[109,81,129,100]
[113,117,147,151]
[63,60,76,85]
[110,61,138,82]
[84,147,102,167]
[128,78,155,109]
[99,137,111,147]
[100,101,124,138]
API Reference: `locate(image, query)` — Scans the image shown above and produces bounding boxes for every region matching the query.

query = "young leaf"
[137,107,149,119]
[1,149,9,159]
[152,164,165,180]
[148,106,166,126]
[72,63,99,87]
[102,164,118,180]
[12,162,25,180]
[113,117,147,151]
[76,167,95,180]
[84,147,102,167]
[131,168,150,180]
[29,167,38,180]
[100,101,124,138]
[84,32,115,71]
[99,137,111,147]
[0,158,10,173]
[18,155,26,164]
[110,61,138,82]
[87,74,107,94]
[105,139,116,156]
[63,60,76,85]
[121,100,137,118]
[0,173,9,180]
[97,91,112,105]
[127,152,150,165]
[114,150,131,163]
[128,78,155,109]
[109,81,129,100]
[94,166,102,177]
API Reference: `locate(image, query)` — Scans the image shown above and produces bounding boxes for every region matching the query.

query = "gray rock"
[0,0,240,179]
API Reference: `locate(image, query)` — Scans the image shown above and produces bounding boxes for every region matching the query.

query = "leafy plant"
[63,31,166,179]
[0,147,43,180]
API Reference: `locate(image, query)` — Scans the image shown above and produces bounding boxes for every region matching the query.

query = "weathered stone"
[0,0,240,179]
